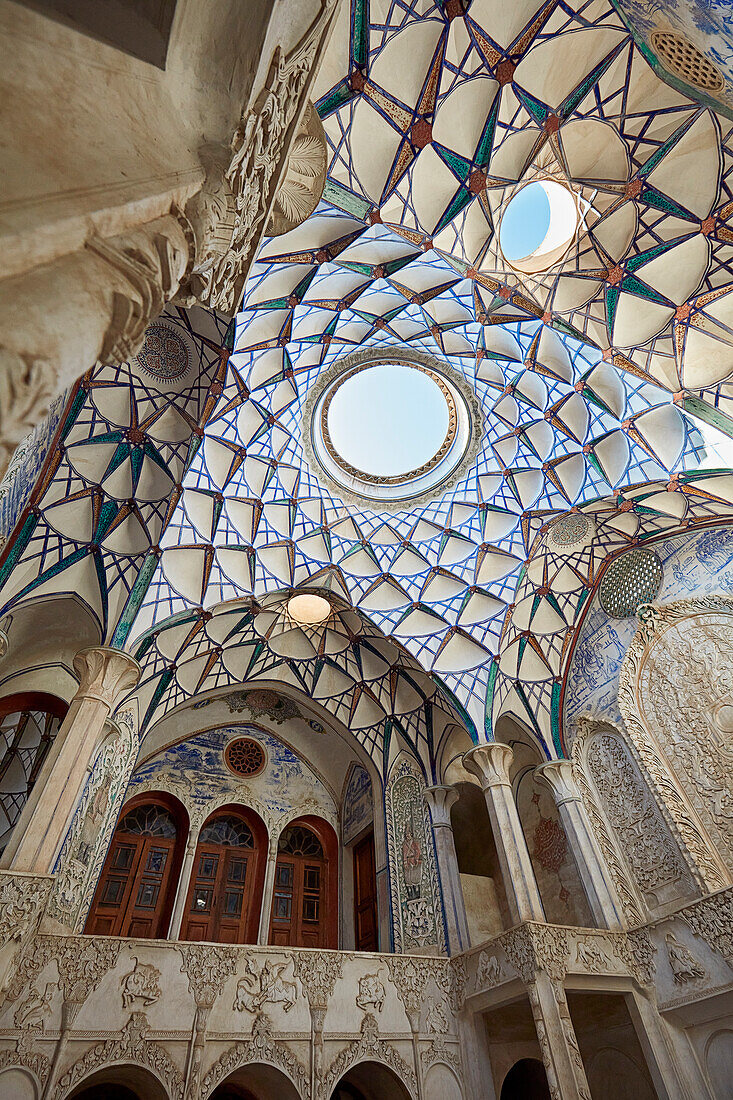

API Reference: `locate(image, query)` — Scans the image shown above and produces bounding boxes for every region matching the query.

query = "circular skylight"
[287,593,332,624]
[325,363,450,478]
[303,350,483,510]
[499,180,579,273]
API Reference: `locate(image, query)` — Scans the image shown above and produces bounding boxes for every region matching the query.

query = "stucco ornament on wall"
[619,597,733,894]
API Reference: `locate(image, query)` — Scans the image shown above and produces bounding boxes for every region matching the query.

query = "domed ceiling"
[2,0,733,755]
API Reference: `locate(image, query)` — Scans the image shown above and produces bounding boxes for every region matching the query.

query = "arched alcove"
[207,1062,302,1100]
[450,780,510,940]
[66,1063,169,1100]
[269,814,338,948]
[423,1061,462,1100]
[0,1066,38,1100]
[182,803,268,945]
[500,1058,550,1100]
[495,715,592,926]
[330,1059,413,1099]
[704,1029,733,1099]
[85,791,189,938]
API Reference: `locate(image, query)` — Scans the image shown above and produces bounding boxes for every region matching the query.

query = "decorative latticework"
[118,804,177,839]
[279,824,323,857]
[650,30,724,93]
[599,549,663,619]
[224,737,266,778]
[200,814,254,848]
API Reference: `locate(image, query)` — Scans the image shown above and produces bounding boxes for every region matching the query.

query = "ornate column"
[535,760,625,930]
[463,744,545,924]
[257,834,279,944]
[169,829,200,940]
[528,970,592,1100]
[2,646,140,873]
[423,785,471,954]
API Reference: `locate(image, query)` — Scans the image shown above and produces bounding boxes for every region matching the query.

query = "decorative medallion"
[135,322,192,384]
[599,548,663,618]
[547,511,595,552]
[224,736,266,777]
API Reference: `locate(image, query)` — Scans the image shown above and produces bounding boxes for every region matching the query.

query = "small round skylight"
[325,363,450,478]
[499,180,579,274]
[287,593,331,625]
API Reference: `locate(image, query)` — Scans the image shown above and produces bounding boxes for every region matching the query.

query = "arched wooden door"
[85,798,185,938]
[269,818,338,948]
[180,809,266,944]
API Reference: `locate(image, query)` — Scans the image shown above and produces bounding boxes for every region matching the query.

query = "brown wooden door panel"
[180,813,262,945]
[353,831,378,951]
[269,825,334,948]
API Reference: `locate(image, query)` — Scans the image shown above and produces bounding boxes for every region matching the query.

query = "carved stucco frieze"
[501,924,569,985]
[420,1036,462,1079]
[0,1033,50,1090]
[678,887,733,969]
[73,646,141,709]
[320,1013,417,1100]
[618,598,733,893]
[0,349,59,480]
[177,943,238,1008]
[385,955,438,1025]
[201,1011,309,1100]
[293,950,343,1010]
[193,1,338,314]
[51,1012,184,1100]
[0,872,53,948]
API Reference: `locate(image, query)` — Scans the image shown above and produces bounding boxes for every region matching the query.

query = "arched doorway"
[66,1064,169,1099]
[85,794,187,938]
[269,816,338,948]
[0,691,67,855]
[208,1062,301,1099]
[181,806,267,944]
[500,1058,551,1100]
[330,1060,413,1099]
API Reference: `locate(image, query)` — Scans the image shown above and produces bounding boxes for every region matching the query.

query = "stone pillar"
[535,759,625,930]
[2,646,140,872]
[423,785,471,954]
[257,835,279,944]
[463,743,545,924]
[169,831,199,940]
[529,971,593,1100]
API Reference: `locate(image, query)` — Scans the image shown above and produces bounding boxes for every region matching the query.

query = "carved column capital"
[463,742,514,789]
[535,760,580,807]
[0,629,8,660]
[423,784,460,828]
[72,647,141,708]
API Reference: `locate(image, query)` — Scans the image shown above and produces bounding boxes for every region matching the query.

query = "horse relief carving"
[233,957,297,1014]
[120,958,163,1009]
[355,970,386,1013]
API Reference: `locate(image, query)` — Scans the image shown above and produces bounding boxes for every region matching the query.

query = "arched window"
[85,795,186,939]
[181,806,266,945]
[270,816,338,948]
[0,692,67,854]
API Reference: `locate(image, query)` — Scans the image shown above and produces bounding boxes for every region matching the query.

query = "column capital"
[535,760,580,806]
[463,742,514,789]
[423,784,459,827]
[72,646,141,708]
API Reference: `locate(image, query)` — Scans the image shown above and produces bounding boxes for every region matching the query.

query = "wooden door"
[86,802,178,938]
[353,830,378,951]
[181,813,261,944]
[269,823,330,948]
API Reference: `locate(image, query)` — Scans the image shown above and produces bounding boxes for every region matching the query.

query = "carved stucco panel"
[618,598,733,893]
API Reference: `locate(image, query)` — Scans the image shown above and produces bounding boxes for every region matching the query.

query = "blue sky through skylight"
[499,181,552,263]
[326,364,449,476]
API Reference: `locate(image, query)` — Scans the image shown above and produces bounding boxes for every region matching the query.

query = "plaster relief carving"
[321,1013,417,1099]
[355,969,386,1013]
[0,1034,50,1090]
[201,1011,309,1100]
[13,981,55,1031]
[618,598,733,892]
[51,1012,184,1100]
[575,939,611,972]
[475,950,504,988]
[267,103,328,236]
[233,957,297,1014]
[293,950,343,1009]
[0,872,52,948]
[0,349,58,480]
[665,933,707,985]
[120,957,162,1009]
[679,888,733,968]
[426,997,450,1034]
[177,943,237,1007]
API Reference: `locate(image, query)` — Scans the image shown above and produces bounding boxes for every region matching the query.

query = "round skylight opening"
[325,363,450,478]
[287,593,331,625]
[499,180,579,274]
